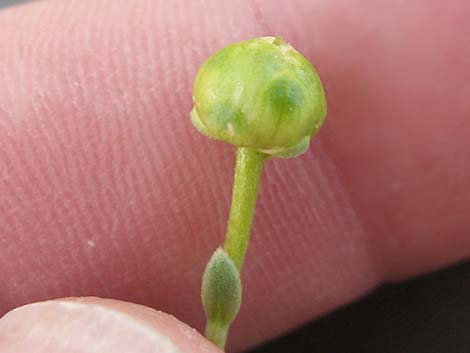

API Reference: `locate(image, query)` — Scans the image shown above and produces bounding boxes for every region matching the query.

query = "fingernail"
[0,297,221,353]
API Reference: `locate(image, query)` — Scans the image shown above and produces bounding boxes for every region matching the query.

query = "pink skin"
[0,297,223,353]
[0,0,469,351]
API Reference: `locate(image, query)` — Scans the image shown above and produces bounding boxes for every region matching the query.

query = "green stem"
[204,147,265,349]
[223,147,265,271]
[205,320,230,349]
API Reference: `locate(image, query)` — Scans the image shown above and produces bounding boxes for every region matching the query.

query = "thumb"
[0,297,221,353]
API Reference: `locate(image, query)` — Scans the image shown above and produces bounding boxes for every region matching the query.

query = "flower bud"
[191,36,327,158]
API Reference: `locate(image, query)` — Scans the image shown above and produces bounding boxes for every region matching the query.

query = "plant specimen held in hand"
[190,36,327,350]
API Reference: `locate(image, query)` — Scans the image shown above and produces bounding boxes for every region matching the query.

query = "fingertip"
[0,297,222,353]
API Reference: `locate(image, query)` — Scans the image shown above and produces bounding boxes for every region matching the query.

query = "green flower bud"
[191,36,327,158]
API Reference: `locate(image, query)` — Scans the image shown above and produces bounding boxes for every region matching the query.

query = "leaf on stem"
[201,247,242,327]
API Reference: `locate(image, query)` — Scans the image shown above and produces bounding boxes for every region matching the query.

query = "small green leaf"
[259,135,310,158]
[190,107,211,138]
[201,248,242,327]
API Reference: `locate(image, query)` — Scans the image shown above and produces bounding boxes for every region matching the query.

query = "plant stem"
[223,147,265,271]
[204,147,265,350]
[205,320,230,349]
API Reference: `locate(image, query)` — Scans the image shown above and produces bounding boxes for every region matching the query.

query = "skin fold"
[0,0,469,351]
